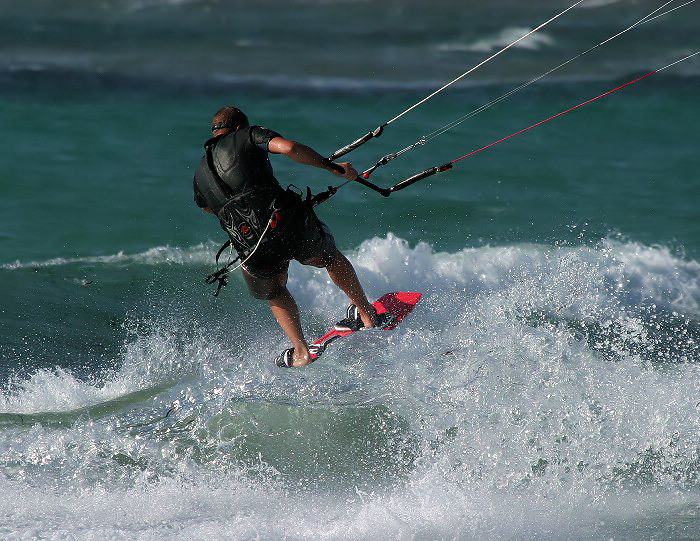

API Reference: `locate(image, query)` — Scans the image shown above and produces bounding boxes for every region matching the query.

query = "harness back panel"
[193,126,302,255]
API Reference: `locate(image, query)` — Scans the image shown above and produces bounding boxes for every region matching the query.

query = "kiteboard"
[276,291,422,367]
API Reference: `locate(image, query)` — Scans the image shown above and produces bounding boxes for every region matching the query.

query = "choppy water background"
[1,1,699,539]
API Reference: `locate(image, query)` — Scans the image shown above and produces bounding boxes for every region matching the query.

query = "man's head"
[211,106,249,136]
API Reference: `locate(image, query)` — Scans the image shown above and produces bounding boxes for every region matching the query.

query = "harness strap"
[204,137,235,199]
[215,239,232,262]
[205,241,241,297]
[205,266,232,297]
[310,185,338,207]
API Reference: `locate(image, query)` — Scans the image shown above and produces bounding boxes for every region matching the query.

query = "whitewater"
[2,0,699,538]
[2,235,699,539]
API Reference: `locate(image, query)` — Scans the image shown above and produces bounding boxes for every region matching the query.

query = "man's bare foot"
[290,343,312,367]
[276,345,311,368]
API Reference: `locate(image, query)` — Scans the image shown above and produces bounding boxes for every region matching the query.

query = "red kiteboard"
[307,291,422,362]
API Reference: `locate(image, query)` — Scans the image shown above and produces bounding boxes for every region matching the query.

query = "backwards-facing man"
[193,106,385,367]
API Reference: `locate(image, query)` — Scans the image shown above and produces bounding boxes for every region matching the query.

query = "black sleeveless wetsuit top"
[193,125,285,214]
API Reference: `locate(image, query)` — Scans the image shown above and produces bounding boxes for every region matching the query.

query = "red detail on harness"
[239,223,250,235]
[270,211,282,229]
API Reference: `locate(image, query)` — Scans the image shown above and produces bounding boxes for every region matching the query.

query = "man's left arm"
[193,177,214,214]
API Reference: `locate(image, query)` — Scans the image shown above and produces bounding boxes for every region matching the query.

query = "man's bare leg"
[268,286,312,366]
[325,251,377,328]
[268,252,374,367]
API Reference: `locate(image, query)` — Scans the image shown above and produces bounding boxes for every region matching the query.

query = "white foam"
[439,27,555,53]
[580,0,622,7]
[2,235,699,539]
[1,243,217,270]
[0,325,209,414]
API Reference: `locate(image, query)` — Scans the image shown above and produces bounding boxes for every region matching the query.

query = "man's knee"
[326,249,353,272]
[301,247,339,269]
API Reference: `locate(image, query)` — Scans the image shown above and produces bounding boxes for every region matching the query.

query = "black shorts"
[241,208,338,300]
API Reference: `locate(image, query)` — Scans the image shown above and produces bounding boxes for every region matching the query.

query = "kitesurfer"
[193,106,378,367]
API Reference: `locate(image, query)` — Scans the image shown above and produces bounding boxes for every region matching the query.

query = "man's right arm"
[267,137,358,181]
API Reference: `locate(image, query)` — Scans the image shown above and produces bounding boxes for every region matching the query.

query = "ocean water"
[1,0,699,539]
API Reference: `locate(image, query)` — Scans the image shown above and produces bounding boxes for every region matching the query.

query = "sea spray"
[1,235,698,538]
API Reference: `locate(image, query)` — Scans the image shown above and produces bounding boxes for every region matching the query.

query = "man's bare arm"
[268,137,357,180]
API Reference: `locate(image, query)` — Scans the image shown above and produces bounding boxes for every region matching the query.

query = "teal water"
[1,1,699,539]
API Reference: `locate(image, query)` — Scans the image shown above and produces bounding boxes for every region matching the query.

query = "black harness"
[203,139,280,254]
[201,137,305,296]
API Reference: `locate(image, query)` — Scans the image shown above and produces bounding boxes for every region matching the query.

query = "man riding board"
[193,106,383,367]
